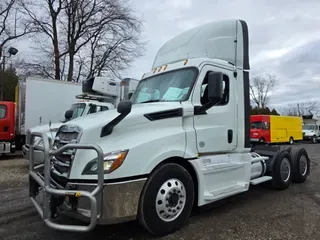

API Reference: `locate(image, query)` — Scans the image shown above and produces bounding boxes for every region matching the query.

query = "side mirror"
[65,109,73,120]
[100,100,132,138]
[207,72,223,104]
[117,100,132,115]
[128,92,133,100]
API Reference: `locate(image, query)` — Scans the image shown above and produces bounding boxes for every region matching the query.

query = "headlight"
[82,149,129,175]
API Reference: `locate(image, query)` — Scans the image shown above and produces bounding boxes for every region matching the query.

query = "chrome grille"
[50,125,82,187]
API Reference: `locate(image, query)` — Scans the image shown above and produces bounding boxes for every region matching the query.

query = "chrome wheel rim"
[299,155,308,176]
[280,158,291,182]
[156,178,186,222]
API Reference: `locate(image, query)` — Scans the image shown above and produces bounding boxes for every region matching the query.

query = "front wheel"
[289,137,294,145]
[311,136,317,144]
[138,163,194,236]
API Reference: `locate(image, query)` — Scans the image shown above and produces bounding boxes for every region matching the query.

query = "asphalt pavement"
[1,144,320,240]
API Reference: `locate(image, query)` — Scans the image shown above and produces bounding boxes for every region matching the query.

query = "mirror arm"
[194,99,222,115]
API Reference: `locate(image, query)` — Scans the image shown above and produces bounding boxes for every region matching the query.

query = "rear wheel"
[271,150,292,190]
[259,137,265,143]
[289,137,294,145]
[289,147,310,183]
[138,163,195,236]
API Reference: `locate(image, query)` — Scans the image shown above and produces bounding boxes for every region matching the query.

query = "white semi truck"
[27,19,311,236]
[23,77,139,163]
[302,123,320,143]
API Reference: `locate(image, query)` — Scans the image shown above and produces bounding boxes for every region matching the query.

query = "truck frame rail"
[28,132,104,232]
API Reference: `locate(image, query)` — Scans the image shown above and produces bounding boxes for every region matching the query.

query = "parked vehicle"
[250,115,303,144]
[27,19,310,236]
[0,77,83,154]
[0,101,16,154]
[302,123,320,143]
[23,77,138,163]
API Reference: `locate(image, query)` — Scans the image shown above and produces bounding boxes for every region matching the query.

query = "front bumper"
[30,172,146,226]
[303,135,314,140]
[28,131,146,232]
[23,144,44,164]
[0,141,12,154]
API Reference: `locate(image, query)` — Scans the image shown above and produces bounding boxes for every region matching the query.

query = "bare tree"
[279,101,320,116]
[0,0,35,59]
[63,0,144,81]
[20,0,66,80]
[250,74,278,109]
[20,0,144,82]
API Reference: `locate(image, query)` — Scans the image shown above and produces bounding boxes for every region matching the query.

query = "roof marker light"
[164,65,168,70]
[184,59,188,65]
[158,66,162,72]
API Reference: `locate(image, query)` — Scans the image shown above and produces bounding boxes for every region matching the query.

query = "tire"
[271,150,293,190]
[289,137,294,145]
[289,147,310,183]
[311,136,317,144]
[138,163,195,236]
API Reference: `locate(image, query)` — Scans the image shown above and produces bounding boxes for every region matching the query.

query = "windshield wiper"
[140,99,161,103]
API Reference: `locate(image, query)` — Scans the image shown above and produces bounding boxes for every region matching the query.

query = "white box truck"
[14,77,83,150]
[27,19,311,236]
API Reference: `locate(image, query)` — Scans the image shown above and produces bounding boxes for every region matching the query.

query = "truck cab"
[27,19,311,236]
[302,123,320,143]
[0,101,16,154]
[250,115,270,143]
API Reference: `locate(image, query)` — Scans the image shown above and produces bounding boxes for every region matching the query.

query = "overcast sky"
[13,0,320,109]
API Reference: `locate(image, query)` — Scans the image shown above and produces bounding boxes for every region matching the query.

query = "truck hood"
[302,130,315,134]
[28,122,63,139]
[250,128,261,137]
[65,102,183,130]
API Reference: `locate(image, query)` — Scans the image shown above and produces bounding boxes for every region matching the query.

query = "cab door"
[0,102,14,141]
[192,64,237,154]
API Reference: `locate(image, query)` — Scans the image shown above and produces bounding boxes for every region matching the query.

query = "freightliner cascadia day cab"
[250,115,303,145]
[27,19,311,236]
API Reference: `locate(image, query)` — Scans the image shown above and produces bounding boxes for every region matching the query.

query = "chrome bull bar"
[28,131,104,232]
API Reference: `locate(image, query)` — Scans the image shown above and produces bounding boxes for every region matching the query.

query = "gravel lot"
[1,144,320,240]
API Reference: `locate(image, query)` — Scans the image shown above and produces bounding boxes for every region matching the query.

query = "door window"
[88,105,109,114]
[262,122,270,130]
[0,105,7,119]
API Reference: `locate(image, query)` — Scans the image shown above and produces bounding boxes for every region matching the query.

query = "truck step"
[204,182,249,201]
[250,176,272,185]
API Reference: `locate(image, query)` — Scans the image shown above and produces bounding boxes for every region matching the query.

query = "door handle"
[4,126,8,132]
[228,129,233,143]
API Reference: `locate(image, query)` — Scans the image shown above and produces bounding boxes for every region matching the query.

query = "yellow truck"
[250,115,303,144]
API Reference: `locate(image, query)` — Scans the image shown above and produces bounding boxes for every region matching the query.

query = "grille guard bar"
[28,131,104,232]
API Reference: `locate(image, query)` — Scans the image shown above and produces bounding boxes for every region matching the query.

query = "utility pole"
[0,47,18,100]
[0,52,5,100]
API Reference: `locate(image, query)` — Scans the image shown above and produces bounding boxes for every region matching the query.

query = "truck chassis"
[28,131,310,234]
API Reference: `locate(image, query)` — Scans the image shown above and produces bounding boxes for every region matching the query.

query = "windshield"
[251,121,262,129]
[69,103,86,119]
[130,68,198,104]
[303,124,315,131]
